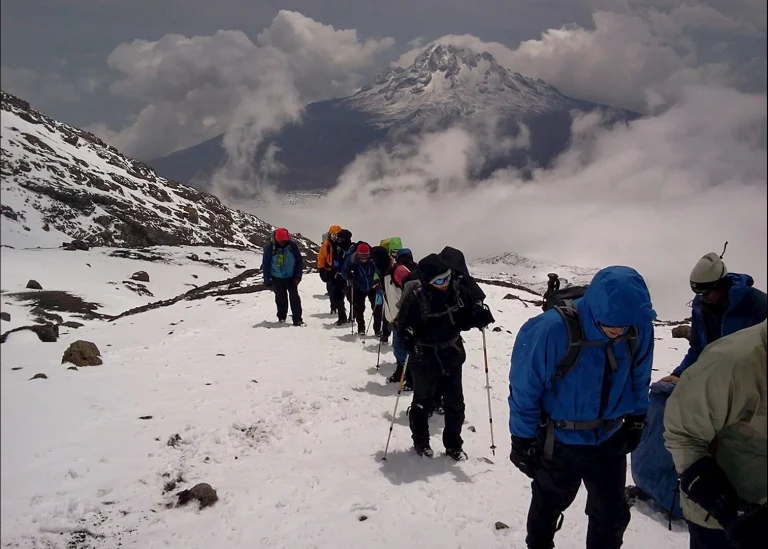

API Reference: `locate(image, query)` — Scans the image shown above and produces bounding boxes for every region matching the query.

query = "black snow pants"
[687,522,734,549]
[330,275,347,323]
[351,287,382,333]
[526,428,631,549]
[408,341,466,450]
[272,277,302,324]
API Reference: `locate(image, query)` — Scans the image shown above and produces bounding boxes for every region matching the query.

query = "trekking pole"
[481,329,497,456]
[376,338,382,370]
[382,354,410,461]
[365,311,374,335]
[350,285,355,335]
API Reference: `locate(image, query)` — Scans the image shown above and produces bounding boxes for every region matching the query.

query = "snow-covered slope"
[0,91,316,255]
[1,245,690,549]
[470,252,599,295]
[350,44,574,122]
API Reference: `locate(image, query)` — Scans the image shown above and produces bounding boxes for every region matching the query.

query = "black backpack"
[544,273,638,382]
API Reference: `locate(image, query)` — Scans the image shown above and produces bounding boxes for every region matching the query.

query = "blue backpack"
[630,381,684,524]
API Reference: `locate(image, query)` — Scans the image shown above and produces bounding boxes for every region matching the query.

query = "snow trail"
[0,248,689,548]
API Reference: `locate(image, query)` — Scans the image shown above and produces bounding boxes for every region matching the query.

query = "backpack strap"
[551,299,585,383]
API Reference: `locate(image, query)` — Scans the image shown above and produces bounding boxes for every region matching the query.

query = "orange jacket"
[317,225,342,269]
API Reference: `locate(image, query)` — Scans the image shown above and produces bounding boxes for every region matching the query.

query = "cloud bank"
[92,10,394,161]
[249,84,766,320]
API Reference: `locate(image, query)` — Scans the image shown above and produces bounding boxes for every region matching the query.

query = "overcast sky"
[2,0,765,160]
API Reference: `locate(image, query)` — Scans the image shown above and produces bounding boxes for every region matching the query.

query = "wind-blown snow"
[1,245,689,548]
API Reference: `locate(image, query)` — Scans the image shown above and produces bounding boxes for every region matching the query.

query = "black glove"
[727,504,768,549]
[319,269,329,283]
[510,436,539,479]
[471,303,495,329]
[680,455,742,529]
[622,415,645,453]
[400,327,416,352]
[264,280,272,289]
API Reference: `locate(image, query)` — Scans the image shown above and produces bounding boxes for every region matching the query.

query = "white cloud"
[95,11,394,161]
[246,85,767,321]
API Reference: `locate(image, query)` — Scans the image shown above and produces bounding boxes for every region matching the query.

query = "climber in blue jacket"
[509,265,656,549]
[662,251,767,382]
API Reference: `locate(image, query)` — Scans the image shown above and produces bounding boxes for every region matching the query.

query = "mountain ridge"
[0,91,317,257]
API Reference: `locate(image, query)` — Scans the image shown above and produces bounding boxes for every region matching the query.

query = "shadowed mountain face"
[150,44,639,193]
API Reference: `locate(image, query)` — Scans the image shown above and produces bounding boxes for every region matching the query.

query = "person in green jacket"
[664,320,767,549]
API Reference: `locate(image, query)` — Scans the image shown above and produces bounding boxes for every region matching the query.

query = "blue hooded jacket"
[509,266,657,445]
[671,273,767,377]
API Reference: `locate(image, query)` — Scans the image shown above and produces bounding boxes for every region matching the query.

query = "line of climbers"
[265,226,766,549]
[316,227,494,459]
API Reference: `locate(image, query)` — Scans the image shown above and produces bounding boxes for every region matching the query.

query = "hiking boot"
[357,326,365,335]
[277,317,286,323]
[292,318,304,326]
[379,334,389,344]
[445,447,467,461]
[414,442,434,458]
[434,404,445,415]
[402,381,413,392]
[387,372,401,383]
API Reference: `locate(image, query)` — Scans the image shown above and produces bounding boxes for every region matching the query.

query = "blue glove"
[375,292,383,306]
[333,260,340,267]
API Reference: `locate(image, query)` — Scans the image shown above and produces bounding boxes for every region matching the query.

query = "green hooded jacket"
[664,320,767,528]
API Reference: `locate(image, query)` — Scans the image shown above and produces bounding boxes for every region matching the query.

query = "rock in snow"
[61,340,103,366]
[25,279,42,290]
[176,483,218,509]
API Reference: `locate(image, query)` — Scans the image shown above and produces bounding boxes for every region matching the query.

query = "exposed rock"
[176,483,218,509]
[0,312,9,322]
[671,325,691,340]
[11,367,22,371]
[492,327,502,333]
[67,366,78,371]
[30,373,48,380]
[167,434,183,448]
[62,239,89,251]
[61,340,102,366]
[188,253,199,262]
[6,290,104,320]
[131,271,150,282]
[139,415,153,420]
[32,323,59,342]
[0,323,59,343]
[26,279,42,290]
[31,306,63,324]
[123,280,154,297]
[61,320,84,329]
[495,521,509,530]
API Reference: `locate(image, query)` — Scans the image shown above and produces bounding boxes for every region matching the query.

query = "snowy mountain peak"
[350,42,571,120]
[0,91,316,254]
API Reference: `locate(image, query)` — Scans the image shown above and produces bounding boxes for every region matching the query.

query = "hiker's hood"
[579,266,656,339]
[327,225,342,236]
[396,248,413,262]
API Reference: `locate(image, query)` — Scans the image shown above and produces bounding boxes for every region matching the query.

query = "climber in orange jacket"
[317,225,342,313]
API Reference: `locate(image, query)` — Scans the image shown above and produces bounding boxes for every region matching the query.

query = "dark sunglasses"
[690,280,717,296]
